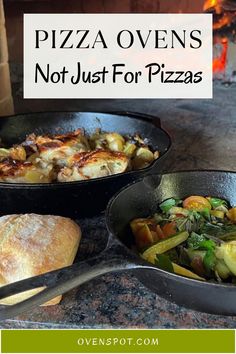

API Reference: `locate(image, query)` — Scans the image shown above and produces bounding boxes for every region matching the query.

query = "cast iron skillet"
[0,171,236,320]
[0,111,171,217]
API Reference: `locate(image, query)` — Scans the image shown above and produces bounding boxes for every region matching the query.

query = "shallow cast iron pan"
[0,171,236,319]
[0,111,171,217]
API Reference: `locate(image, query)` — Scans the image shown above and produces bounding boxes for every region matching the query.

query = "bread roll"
[0,214,81,305]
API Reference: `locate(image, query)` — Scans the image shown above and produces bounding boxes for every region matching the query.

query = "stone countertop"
[1,81,236,328]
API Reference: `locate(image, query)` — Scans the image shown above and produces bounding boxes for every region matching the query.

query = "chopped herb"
[219,232,236,241]
[188,232,216,251]
[187,232,206,249]
[200,222,223,236]
[191,211,202,220]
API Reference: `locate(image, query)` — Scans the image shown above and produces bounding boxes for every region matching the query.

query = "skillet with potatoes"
[0,129,159,183]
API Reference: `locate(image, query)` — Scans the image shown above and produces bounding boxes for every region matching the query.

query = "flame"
[213,38,228,73]
[204,0,236,29]
[204,0,235,76]
[214,12,235,29]
[204,0,222,13]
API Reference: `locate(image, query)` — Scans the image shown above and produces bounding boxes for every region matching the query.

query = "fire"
[213,38,228,74]
[213,13,234,29]
[204,0,221,13]
[203,0,234,76]
[204,0,236,29]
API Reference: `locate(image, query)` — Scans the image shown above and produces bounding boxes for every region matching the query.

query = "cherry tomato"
[162,221,177,238]
[183,196,211,211]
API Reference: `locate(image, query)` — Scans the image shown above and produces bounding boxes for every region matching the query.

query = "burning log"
[213,38,228,74]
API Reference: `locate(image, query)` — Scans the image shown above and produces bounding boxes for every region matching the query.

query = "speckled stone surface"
[0,71,236,328]
[2,216,236,329]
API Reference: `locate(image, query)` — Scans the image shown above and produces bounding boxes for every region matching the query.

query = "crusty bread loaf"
[0,214,81,305]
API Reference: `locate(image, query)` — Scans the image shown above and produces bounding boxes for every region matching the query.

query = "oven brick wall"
[0,0,13,116]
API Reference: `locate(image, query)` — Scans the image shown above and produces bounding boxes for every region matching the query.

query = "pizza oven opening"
[204,0,236,83]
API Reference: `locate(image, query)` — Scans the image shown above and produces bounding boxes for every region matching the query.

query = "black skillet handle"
[0,240,149,320]
[113,111,161,128]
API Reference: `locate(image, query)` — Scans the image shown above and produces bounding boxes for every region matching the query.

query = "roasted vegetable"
[187,232,206,249]
[0,148,10,160]
[155,254,174,273]
[207,197,228,209]
[130,219,157,250]
[215,259,231,279]
[105,133,125,152]
[130,195,236,284]
[210,210,225,219]
[203,249,216,272]
[123,143,136,157]
[155,252,205,280]
[172,263,205,281]
[216,241,236,276]
[162,221,177,237]
[10,146,26,161]
[142,231,189,263]
[183,196,211,211]
[159,198,179,213]
[227,208,236,223]
[168,206,189,217]
[133,148,155,169]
